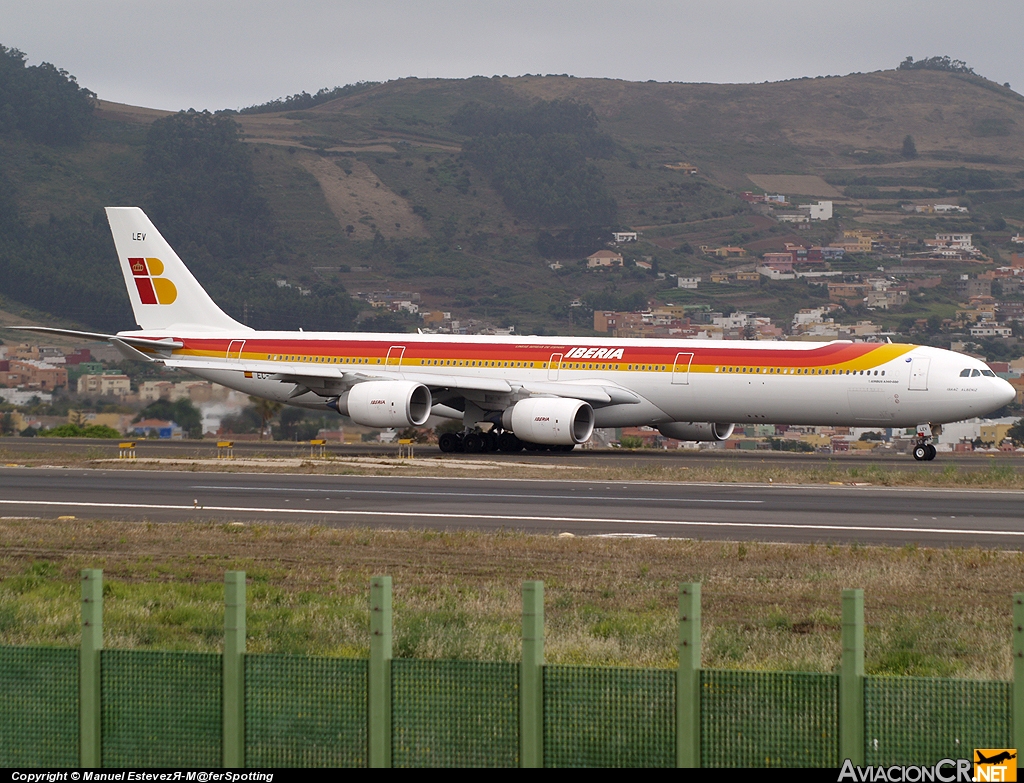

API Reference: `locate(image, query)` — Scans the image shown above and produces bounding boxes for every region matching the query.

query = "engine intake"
[340,381,432,428]
[502,398,594,445]
[657,421,735,442]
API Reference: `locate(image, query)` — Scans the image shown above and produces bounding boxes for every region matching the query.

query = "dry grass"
[4,441,1024,489]
[0,518,1019,679]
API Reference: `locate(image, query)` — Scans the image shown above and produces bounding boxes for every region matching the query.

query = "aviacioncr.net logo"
[129,257,177,305]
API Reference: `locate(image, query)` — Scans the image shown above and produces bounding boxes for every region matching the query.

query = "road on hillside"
[1,467,1021,548]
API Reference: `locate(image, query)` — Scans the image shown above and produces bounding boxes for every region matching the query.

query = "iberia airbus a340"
[20,208,1016,461]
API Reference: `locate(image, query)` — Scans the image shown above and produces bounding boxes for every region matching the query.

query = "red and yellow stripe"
[169,338,914,375]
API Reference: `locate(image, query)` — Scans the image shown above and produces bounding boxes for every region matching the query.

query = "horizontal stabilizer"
[14,326,183,350]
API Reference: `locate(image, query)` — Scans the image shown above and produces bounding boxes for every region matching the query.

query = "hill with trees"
[1,48,1023,341]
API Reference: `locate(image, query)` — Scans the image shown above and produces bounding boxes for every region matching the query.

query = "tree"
[249,396,283,440]
[136,398,203,439]
[1008,418,1024,448]
[0,45,96,145]
[901,135,918,159]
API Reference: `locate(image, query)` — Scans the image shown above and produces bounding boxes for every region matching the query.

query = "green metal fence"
[701,670,838,768]
[245,654,367,767]
[544,665,676,767]
[0,646,78,767]
[392,659,519,767]
[864,676,1012,766]
[101,650,222,768]
[0,571,1020,768]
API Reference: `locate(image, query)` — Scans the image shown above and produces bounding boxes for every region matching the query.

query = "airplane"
[18,207,1017,461]
[976,751,1016,765]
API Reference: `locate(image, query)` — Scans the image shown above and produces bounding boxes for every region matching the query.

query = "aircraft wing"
[160,355,513,393]
[160,356,640,404]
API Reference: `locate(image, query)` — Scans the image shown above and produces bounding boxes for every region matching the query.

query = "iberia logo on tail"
[129,257,177,305]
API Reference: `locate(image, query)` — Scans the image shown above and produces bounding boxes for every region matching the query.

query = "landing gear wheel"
[925,444,936,461]
[498,432,523,452]
[483,431,499,452]
[438,432,462,453]
[555,444,575,452]
[913,444,928,461]
[463,432,484,453]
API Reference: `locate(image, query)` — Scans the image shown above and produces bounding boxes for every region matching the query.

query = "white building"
[935,233,973,248]
[677,276,701,289]
[798,201,833,221]
[0,388,52,405]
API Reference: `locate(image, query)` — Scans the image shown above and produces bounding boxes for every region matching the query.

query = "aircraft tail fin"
[106,207,249,332]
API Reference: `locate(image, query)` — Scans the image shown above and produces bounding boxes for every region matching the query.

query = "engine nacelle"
[501,398,595,445]
[343,381,432,428]
[657,421,735,442]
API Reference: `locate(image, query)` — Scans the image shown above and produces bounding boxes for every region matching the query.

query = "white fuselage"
[126,329,1016,431]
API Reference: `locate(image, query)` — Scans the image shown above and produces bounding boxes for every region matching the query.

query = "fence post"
[223,571,246,768]
[1014,593,1024,754]
[521,580,544,768]
[677,582,701,768]
[369,576,392,768]
[840,589,865,766]
[80,569,103,768]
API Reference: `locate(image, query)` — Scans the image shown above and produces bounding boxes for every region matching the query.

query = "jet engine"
[340,381,432,428]
[501,398,595,445]
[657,421,735,442]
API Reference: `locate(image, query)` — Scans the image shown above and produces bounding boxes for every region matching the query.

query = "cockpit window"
[971,369,982,377]
[981,369,996,377]
[960,369,971,377]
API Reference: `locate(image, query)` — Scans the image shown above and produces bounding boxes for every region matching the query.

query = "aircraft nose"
[995,378,1017,408]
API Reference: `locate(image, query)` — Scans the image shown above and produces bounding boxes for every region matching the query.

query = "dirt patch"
[746,174,842,198]
[296,154,429,241]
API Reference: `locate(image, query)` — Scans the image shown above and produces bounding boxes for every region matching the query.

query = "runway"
[1,466,1022,547]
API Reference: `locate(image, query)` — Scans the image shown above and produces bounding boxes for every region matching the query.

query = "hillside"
[2,55,1024,341]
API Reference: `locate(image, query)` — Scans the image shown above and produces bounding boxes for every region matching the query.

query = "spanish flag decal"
[129,257,177,305]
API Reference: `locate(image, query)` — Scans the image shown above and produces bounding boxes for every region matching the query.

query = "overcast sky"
[3,1,1022,111]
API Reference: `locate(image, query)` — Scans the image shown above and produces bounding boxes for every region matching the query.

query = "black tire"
[498,431,522,452]
[913,444,928,461]
[483,431,499,452]
[522,441,540,451]
[925,444,937,461]
[438,432,462,453]
[463,432,484,453]
[555,444,575,452]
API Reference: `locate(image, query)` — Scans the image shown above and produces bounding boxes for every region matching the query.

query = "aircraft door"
[386,345,406,368]
[226,340,245,359]
[672,352,694,385]
[548,353,563,380]
[908,357,930,390]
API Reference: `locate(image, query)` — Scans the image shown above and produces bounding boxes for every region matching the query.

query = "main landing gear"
[437,429,574,454]
[911,423,938,461]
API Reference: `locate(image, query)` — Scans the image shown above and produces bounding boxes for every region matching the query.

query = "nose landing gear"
[912,423,937,461]
[912,442,936,461]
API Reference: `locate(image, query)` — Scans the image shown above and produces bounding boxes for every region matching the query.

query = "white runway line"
[0,498,1020,538]
[189,485,764,503]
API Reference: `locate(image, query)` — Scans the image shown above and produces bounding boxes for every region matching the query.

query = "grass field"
[0,518,1017,679]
